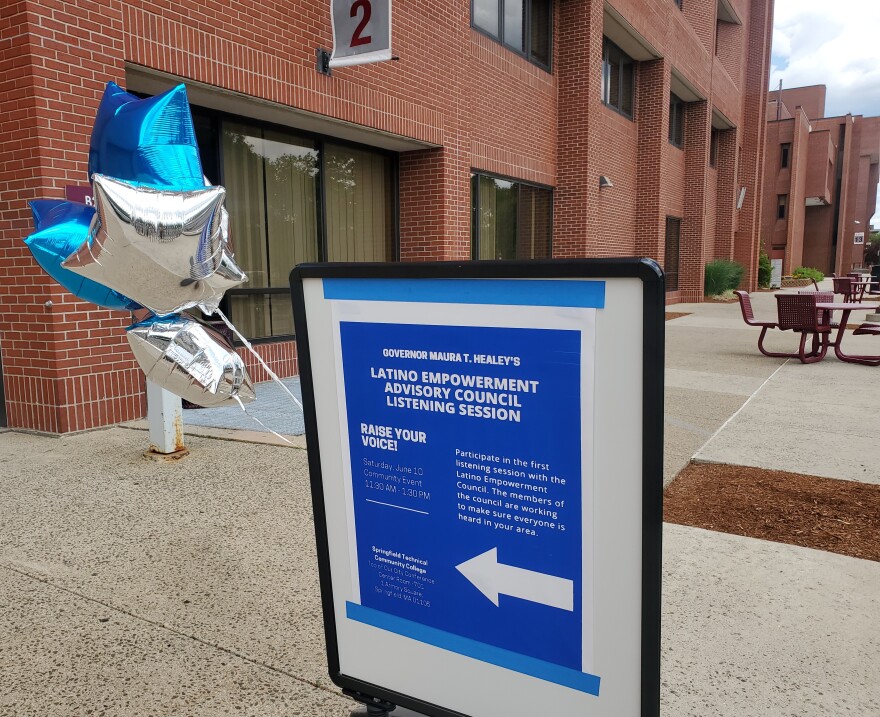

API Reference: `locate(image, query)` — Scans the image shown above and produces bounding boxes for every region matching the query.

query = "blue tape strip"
[323,278,605,309]
[346,602,600,696]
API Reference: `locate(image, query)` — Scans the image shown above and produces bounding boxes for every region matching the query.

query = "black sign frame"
[289,258,664,717]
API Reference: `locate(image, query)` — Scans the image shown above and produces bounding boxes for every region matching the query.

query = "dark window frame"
[780,142,791,169]
[665,216,681,292]
[602,37,635,119]
[192,105,400,344]
[471,170,553,261]
[777,194,788,220]
[709,127,720,167]
[669,93,685,148]
[471,0,554,72]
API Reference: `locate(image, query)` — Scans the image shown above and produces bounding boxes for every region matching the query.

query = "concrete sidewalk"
[662,288,880,715]
[1,289,879,716]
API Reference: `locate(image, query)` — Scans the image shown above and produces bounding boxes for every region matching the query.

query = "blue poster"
[339,321,588,682]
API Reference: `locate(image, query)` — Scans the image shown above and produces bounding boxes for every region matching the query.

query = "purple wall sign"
[65,185,94,206]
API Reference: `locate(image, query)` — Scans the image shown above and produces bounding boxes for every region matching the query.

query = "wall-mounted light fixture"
[599,175,613,189]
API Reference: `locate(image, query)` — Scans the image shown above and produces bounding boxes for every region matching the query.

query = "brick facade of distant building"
[763,85,880,276]
[0,0,773,433]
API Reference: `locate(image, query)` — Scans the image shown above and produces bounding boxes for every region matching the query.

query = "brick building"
[0,0,773,432]
[763,85,880,276]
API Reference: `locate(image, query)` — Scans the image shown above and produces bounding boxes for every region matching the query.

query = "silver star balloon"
[63,174,247,316]
[127,315,255,408]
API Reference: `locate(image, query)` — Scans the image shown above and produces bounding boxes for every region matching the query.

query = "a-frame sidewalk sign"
[289,258,663,717]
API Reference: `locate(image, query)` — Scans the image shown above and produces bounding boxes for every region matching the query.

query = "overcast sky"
[770,0,880,228]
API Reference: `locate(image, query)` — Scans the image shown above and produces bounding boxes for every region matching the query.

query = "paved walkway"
[1,287,878,716]
[182,376,305,436]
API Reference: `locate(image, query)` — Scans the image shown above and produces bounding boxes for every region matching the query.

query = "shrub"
[758,249,772,288]
[704,259,745,296]
[792,266,824,282]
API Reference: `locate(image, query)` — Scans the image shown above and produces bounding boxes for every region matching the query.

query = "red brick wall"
[662,144,686,220]
[468,30,557,187]
[761,120,790,256]
[553,0,603,258]
[803,205,836,271]
[733,0,774,291]
[236,341,297,384]
[1,0,775,431]
[0,0,144,433]
[793,114,880,274]
[596,107,639,256]
[716,21,745,89]
[635,58,668,260]
[714,127,739,260]
[711,63,740,132]
[680,100,711,301]
[832,119,854,275]
[705,166,718,258]
[784,114,811,272]
[770,85,826,121]
[682,0,714,54]
[805,129,834,201]
[850,154,872,269]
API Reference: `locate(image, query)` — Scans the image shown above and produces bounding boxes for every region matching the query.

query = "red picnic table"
[816,302,880,366]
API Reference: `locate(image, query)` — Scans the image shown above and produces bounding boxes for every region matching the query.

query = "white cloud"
[771,0,880,118]
[770,29,790,61]
[771,0,880,226]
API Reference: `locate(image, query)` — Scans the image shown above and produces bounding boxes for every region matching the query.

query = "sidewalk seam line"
[0,561,338,697]
[116,422,306,449]
[692,359,791,459]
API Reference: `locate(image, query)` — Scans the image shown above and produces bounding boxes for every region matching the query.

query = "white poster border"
[329,298,598,674]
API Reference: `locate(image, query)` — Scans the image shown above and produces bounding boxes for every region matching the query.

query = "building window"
[602,38,634,118]
[665,217,681,292]
[777,194,788,220]
[471,172,552,260]
[780,142,791,168]
[669,93,685,148]
[472,0,553,69]
[195,113,395,341]
[709,127,720,167]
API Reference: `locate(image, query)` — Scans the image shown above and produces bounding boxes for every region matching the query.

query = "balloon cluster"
[25,83,255,408]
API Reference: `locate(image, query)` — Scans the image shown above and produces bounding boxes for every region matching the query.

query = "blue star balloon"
[25,199,141,311]
[29,199,67,228]
[88,82,205,190]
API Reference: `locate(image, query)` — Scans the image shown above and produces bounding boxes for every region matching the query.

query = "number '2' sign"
[330,0,392,68]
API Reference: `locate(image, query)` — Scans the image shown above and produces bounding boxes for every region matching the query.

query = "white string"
[233,396,296,446]
[212,307,304,410]
[207,307,303,444]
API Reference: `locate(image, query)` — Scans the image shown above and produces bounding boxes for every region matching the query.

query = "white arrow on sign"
[455,548,574,611]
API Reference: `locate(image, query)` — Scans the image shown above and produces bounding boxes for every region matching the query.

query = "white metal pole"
[146,380,185,454]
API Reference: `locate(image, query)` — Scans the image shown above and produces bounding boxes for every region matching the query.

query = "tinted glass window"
[473,0,499,37]
[669,93,685,147]
[472,0,552,70]
[665,217,681,292]
[602,38,634,118]
[472,173,552,260]
[211,120,395,340]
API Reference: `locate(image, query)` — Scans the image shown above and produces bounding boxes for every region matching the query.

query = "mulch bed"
[665,312,691,321]
[664,462,880,562]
